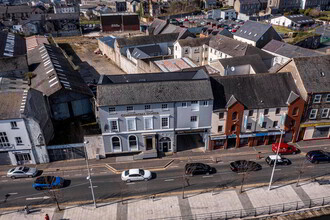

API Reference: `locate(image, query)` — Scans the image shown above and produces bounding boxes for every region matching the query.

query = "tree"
[24,72,36,86]
[309,9,321,18]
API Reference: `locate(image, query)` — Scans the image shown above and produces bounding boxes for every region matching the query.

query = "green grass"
[272,25,293,34]
[79,19,100,25]
[318,16,330,21]
[289,32,320,44]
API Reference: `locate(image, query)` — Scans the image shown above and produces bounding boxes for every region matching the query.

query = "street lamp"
[268,126,284,191]
[84,140,97,208]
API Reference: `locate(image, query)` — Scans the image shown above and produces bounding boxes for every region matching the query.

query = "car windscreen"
[23,167,29,172]
[125,170,129,176]
[139,169,145,175]
[9,168,15,173]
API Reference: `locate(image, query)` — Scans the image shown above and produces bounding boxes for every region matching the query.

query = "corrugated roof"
[153,57,197,72]
[25,35,49,52]
[29,44,92,97]
[0,31,26,58]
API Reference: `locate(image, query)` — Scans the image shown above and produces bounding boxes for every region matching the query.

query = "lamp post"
[84,140,97,208]
[268,126,284,191]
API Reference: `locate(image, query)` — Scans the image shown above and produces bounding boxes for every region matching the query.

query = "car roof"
[268,155,282,160]
[129,169,140,175]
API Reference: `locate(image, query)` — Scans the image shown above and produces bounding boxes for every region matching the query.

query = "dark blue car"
[33,176,64,190]
[306,150,330,163]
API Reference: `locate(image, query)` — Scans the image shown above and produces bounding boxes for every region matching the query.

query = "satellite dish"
[230,66,235,71]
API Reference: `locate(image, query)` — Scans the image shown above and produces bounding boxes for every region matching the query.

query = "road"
[0,145,329,209]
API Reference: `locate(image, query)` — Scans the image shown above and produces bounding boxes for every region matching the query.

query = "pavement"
[1,179,330,220]
[0,139,328,176]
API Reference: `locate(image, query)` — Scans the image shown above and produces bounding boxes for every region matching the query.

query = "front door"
[162,142,169,152]
[146,138,153,150]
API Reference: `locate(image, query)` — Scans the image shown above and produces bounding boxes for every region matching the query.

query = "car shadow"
[62,179,71,188]
[35,170,43,177]
[151,172,157,180]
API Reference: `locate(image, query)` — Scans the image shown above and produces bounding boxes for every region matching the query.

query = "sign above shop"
[300,122,330,128]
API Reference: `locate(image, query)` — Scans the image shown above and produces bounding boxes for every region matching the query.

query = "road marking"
[88,186,98,188]
[26,196,50,201]
[1,180,8,182]
[164,179,174,182]
[91,173,95,175]
[1,176,6,178]
[74,174,82,176]
[126,182,135,185]
[8,192,18,195]
[203,175,213,178]
[275,169,282,171]
[100,171,108,174]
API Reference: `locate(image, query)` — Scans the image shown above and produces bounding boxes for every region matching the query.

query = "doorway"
[159,137,171,152]
[15,153,32,165]
[146,138,153,150]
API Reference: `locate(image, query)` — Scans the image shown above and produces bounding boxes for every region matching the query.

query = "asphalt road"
[0,147,329,209]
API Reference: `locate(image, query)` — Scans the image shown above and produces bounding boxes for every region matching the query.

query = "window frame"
[128,135,138,151]
[144,105,151,111]
[144,116,153,130]
[108,119,119,132]
[313,94,322,103]
[108,107,116,113]
[181,102,187,108]
[326,94,330,103]
[321,108,329,119]
[275,108,281,115]
[126,117,137,131]
[160,116,169,129]
[190,116,197,122]
[202,101,208,107]
[217,125,223,132]
[273,121,278,128]
[126,106,134,112]
[15,137,23,145]
[247,123,252,130]
[161,103,168,110]
[309,109,318,119]
[0,132,10,147]
[111,136,121,152]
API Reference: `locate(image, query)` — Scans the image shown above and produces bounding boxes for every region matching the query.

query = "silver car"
[7,166,38,179]
[121,169,152,182]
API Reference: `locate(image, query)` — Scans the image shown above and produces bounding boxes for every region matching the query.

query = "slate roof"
[100,69,209,84]
[234,20,274,42]
[0,31,26,58]
[208,35,274,60]
[116,33,179,48]
[97,79,214,106]
[211,72,300,110]
[214,54,269,73]
[262,39,321,58]
[285,15,314,24]
[148,18,168,35]
[177,37,211,47]
[29,44,92,97]
[0,90,26,120]
[131,45,162,59]
[99,35,116,48]
[292,56,330,93]
[239,0,260,4]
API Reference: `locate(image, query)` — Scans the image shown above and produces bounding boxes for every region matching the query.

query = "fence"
[152,196,330,220]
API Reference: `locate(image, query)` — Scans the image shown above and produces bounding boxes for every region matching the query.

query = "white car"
[121,169,152,182]
[7,166,38,179]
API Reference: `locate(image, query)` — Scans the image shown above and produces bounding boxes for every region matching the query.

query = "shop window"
[232,112,238,120]
[321,108,329,118]
[247,123,252,130]
[111,136,121,152]
[218,126,223,132]
[262,122,267,128]
[292,107,299,116]
[248,110,253,116]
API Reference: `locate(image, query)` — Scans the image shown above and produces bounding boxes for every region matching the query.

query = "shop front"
[239,131,285,147]
[301,122,330,140]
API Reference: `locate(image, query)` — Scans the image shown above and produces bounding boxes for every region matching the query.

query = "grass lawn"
[272,25,293,34]
[80,19,100,25]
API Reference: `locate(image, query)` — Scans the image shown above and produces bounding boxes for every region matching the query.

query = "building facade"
[96,71,213,157]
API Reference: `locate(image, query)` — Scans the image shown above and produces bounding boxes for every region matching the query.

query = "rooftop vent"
[320,72,325,77]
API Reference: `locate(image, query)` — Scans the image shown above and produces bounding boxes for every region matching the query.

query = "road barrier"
[151,196,330,220]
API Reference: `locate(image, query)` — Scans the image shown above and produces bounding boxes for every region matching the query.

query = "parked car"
[272,143,299,155]
[185,163,214,176]
[7,166,38,179]
[265,155,291,166]
[231,29,237,33]
[306,150,330,164]
[121,169,152,182]
[230,160,262,173]
[33,176,64,190]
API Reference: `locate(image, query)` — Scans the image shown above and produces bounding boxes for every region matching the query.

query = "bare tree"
[43,187,63,211]
[296,159,308,187]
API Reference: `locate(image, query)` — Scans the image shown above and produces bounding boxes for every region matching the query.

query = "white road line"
[88,186,98,188]
[13,179,20,181]
[275,169,282,171]
[164,179,174,182]
[26,196,50,201]
[126,182,135,185]
[1,180,8,182]
[8,192,18,195]
[203,175,213,178]
[100,171,108,174]
[74,174,82,176]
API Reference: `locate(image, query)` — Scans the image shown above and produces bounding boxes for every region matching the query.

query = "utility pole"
[84,141,97,208]
[268,127,284,191]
